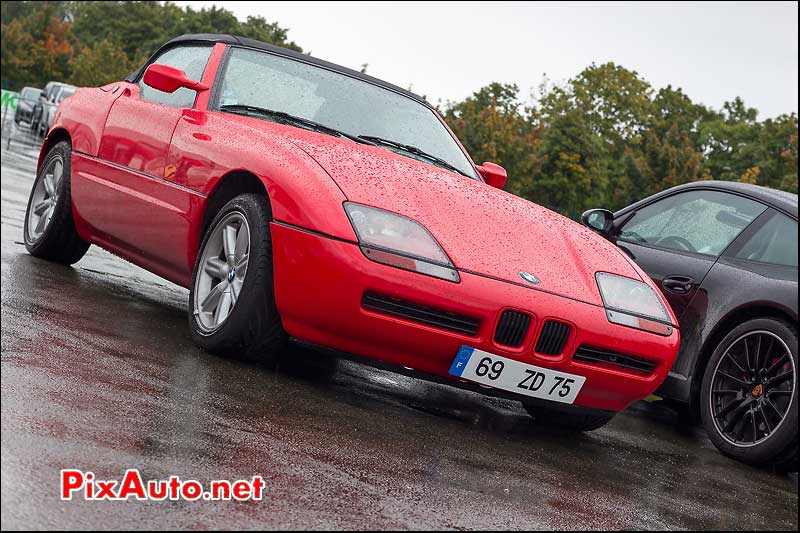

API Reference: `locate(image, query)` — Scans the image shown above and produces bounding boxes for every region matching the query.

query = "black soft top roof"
[127,33,429,106]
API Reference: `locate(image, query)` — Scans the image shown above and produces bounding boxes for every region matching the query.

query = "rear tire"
[700,318,797,469]
[523,403,615,431]
[23,140,90,264]
[189,193,287,364]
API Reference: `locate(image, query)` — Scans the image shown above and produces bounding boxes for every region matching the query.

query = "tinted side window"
[734,212,798,267]
[619,190,767,257]
[139,45,213,107]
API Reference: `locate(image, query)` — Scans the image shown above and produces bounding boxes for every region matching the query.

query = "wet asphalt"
[0,120,797,530]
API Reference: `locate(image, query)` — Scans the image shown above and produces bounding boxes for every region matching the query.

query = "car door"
[84,44,214,279]
[611,189,768,319]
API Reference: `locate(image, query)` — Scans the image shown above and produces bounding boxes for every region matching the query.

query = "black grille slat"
[365,295,478,329]
[362,292,479,336]
[573,345,656,375]
[511,312,527,346]
[535,321,571,355]
[494,310,531,347]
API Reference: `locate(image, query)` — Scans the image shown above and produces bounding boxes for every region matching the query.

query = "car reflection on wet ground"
[1,122,797,530]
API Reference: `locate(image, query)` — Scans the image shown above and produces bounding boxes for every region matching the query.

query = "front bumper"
[271,222,680,412]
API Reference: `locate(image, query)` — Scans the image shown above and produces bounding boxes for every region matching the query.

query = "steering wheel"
[657,235,697,253]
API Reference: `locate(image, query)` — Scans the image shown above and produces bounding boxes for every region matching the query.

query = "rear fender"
[38,84,123,169]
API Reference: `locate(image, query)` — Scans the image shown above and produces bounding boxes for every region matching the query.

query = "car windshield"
[619,190,766,256]
[216,47,479,179]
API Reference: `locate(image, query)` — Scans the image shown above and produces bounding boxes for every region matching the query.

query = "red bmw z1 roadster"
[25,34,680,430]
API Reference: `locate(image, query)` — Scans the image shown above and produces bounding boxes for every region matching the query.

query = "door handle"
[662,275,694,295]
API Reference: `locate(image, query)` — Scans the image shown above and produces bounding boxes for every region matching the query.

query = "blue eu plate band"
[449,345,475,377]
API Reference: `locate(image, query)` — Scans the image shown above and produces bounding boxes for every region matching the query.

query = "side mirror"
[40,90,47,98]
[477,162,507,189]
[581,209,614,235]
[143,63,208,94]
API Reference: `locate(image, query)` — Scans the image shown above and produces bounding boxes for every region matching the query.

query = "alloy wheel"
[193,212,250,333]
[26,154,63,243]
[710,330,796,447]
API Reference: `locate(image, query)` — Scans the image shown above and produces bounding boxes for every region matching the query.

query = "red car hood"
[286,132,642,306]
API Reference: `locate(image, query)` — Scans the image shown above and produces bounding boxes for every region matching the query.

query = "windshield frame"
[209,44,482,181]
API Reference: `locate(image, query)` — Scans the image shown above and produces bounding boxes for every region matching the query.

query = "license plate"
[449,346,586,404]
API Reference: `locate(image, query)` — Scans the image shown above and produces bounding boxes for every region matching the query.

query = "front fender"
[168,111,357,242]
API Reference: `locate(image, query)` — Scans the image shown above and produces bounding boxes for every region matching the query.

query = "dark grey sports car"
[583,181,797,468]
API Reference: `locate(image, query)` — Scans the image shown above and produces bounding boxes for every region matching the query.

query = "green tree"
[625,86,711,198]
[0,4,72,89]
[238,15,302,51]
[0,0,70,25]
[2,1,796,210]
[537,63,654,145]
[442,83,540,197]
[700,97,763,182]
[71,1,191,61]
[69,1,302,63]
[532,63,655,211]
[0,18,38,87]
[1,0,303,91]
[532,110,610,217]
[69,39,139,87]
[445,64,796,217]
[699,99,798,192]
[757,114,798,192]
[780,132,798,193]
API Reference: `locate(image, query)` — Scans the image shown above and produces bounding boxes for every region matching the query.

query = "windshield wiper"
[622,230,647,243]
[220,104,373,145]
[357,135,472,178]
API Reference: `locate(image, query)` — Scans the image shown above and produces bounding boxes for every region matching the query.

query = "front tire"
[189,193,287,364]
[700,318,797,469]
[523,403,615,431]
[23,140,90,264]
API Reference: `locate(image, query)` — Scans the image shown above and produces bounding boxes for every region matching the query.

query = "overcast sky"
[178,1,798,118]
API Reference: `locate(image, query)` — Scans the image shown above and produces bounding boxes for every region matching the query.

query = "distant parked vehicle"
[583,181,797,468]
[31,81,70,133]
[37,84,75,137]
[13,86,42,125]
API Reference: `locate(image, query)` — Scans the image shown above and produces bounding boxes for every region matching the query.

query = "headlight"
[344,202,459,282]
[595,272,673,336]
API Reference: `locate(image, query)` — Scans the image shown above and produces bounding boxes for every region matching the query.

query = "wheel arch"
[689,302,798,413]
[201,170,272,232]
[38,128,72,170]
[195,170,272,250]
